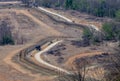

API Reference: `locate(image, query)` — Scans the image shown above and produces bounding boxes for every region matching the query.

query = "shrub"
[116,10,120,21]
[102,22,120,41]
[0,21,14,45]
[1,35,14,45]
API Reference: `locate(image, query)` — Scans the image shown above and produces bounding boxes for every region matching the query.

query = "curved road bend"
[34,40,71,74]
[38,7,99,31]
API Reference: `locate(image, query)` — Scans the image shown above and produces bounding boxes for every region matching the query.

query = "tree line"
[21,0,120,19]
[65,0,120,18]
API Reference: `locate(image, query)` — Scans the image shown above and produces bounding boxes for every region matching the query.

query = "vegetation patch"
[0,21,14,45]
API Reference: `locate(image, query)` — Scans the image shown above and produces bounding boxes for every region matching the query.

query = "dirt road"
[38,7,100,31]
[38,7,73,23]
[34,40,71,74]
[65,51,104,67]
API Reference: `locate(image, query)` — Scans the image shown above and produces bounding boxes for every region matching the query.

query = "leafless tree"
[57,58,89,81]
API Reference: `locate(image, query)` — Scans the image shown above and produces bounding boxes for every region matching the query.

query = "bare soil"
[43,40,118,80]
[0,8,61,81]
[0,4,117,81]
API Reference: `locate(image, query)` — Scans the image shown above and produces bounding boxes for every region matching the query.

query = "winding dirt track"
[35,40,71,74]
[38,7,100,31]
[65,51,104,67]
[2,3,102,80]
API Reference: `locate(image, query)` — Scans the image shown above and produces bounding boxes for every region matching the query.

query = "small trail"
[38,7,73,23]
[34,40,71,74]
[38,7,100,31]
[65,51,104,67]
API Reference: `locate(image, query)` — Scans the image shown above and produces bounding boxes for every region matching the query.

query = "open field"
[0,6,85,81]
[0,1,119,81]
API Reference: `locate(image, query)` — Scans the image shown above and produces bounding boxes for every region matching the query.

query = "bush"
[83,28,103,45]
[83,28,93,39]
[0,21,14,45]
[102,22,120,41]
[102,23,114,40]
[1,36,14,45]
[116,10,120,21]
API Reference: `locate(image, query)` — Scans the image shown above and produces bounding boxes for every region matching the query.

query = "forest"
[22,0,120,19]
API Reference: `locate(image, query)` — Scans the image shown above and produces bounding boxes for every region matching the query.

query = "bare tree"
[57,58,88,81]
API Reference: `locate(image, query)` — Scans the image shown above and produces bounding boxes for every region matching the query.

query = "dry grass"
[0,6,116,81]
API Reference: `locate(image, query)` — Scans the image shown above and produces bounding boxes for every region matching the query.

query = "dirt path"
[3,43,55,81]
[38,7,73,22]
[65,51,104,68]
[35,40,71,74]
[2,7,103,81]
[2,8,62,81]
[38,7,100,31]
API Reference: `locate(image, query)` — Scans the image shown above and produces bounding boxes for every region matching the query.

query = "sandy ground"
[0,8,62,81]
[0,6,84,81]
[0,45,34,81]
[0,7,81,81]
[0,5,116,81]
